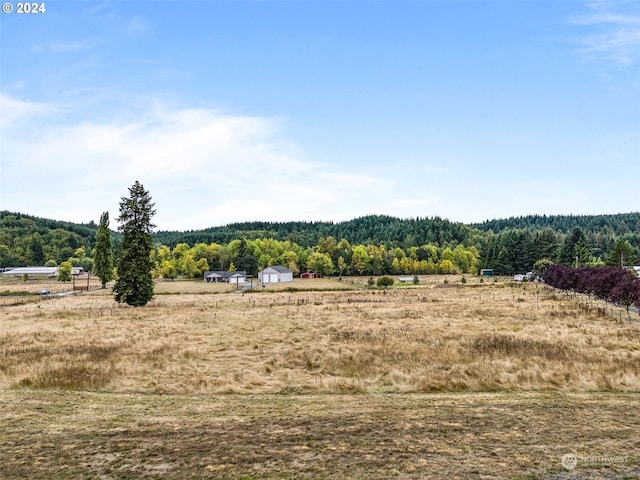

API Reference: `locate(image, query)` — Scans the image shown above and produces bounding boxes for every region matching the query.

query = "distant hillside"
[472,213,640,235]
[0,211,100,266]
[154,215,478,248]
[2,210,640,272]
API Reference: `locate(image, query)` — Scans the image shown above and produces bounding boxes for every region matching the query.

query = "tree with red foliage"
[544,265,640,317]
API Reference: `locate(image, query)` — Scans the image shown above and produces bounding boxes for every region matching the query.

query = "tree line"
[151,237,481,279]
[0,212,98,267]
[472,212,640,235]
[479,227,640,275]
[153,214,477,249]
[2,211,640,276]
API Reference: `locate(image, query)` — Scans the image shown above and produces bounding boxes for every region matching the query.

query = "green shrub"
[376,276,394,288]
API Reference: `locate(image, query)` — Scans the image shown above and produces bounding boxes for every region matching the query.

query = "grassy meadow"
[1,276,639,478]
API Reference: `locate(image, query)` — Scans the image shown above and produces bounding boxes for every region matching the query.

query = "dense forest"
[0,212,100,267]
[472,213,640,235]
[154,215,478,249]
[2,210,640,277]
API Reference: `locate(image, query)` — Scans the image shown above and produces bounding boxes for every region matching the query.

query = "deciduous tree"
[351,245,369,276]
[160,260,177,280]
[307,251,334,276]
[58,261,72,282]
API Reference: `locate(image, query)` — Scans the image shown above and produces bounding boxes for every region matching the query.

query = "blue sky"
[1,1,639,231]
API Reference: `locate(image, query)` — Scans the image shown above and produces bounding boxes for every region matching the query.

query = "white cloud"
[0,94,56,129]
[124,17,147,34]
[573,3,640,64]
[1,97,390,230]
[2,93,637,230]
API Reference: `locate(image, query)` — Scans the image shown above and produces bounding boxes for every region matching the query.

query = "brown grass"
[2,280,639,394]
[1,390,638,479]
[2,279,640,478]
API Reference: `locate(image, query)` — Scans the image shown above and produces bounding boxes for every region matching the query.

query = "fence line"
[0,285,103,307]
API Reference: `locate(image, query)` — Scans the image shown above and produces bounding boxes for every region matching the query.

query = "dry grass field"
[1,277,639,479]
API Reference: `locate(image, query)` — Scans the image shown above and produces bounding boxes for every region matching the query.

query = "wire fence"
[0,285,103,307]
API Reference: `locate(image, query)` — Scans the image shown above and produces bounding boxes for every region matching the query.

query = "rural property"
[1,277,639,479]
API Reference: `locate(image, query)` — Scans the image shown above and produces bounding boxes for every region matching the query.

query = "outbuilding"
[300,271,321,279]
[258,266,293,283]
[0,266,58,277]
[0,266,85,278]
[398,276,416,283]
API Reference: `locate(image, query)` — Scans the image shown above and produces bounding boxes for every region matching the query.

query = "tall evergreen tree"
[494,230,533,274]
[113,181,156,306]
[605,239,634,268]
[532,228,560,263]
[94,211,114,288]
[558,227,590,266]
[234,238,258,275]
[28,234,46,265]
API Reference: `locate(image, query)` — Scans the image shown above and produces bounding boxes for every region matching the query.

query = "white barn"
[258,266,293,284]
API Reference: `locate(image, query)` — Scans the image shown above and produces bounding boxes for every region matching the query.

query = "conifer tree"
[605,239,634,268]
[559,227,590,266]
[113,181,156,306]
[234,238,258,275]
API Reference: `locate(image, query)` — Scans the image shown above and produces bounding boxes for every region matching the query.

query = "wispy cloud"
[1,96,388,229]
[6,81,26,91]
[124,17,147,35]
[572,2,640,65]
[2,92,636,227]
[0,94,56,129]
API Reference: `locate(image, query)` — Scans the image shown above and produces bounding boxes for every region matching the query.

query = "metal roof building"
[258,266,293,283]
[0,267,58,277]
[0,266,85,277]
